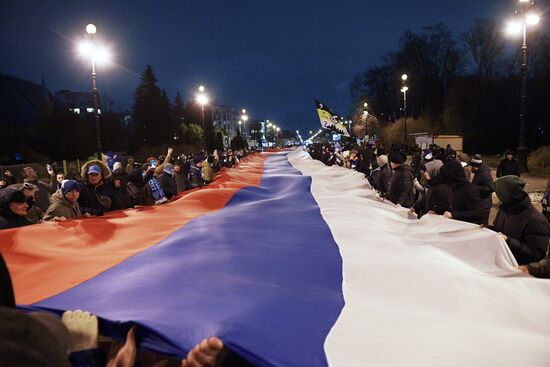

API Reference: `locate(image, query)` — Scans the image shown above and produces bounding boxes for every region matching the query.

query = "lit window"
[87,108,94,113]
[73,108,80,114]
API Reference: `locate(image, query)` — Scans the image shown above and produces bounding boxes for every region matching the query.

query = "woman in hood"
[0,187,33,230]
[43,180,83,221]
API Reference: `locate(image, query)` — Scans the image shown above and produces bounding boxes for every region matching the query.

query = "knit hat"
[112,162,123,171]
[163,163,174,176]
[0,188,26,211]
[494,175,527,204]
[87,165,102,175]
[376,155,388,166]
[389,153,405,165]
[61,180,81,195]
[470,154,483,168]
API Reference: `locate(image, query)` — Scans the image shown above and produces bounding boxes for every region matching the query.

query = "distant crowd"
[307,142,550,279]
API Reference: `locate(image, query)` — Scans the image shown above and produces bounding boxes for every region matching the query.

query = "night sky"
[0,1,522,134]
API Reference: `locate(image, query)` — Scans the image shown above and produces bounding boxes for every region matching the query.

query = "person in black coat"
[375,155,392,196]
[0,187,33,230]
[387,153,415,208]
[412,160,451,217]
[440,160,485,224]
[470,154,494,226]
[158,163,178,200]
[78,161,125,215]
[496,150,521,177]
[492,175,549,265]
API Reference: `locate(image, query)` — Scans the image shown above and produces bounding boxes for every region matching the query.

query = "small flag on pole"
[315,100,350,137]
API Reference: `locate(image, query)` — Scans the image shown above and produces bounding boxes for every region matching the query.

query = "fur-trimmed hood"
[81,159,111,179]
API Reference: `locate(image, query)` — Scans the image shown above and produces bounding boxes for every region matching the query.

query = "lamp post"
[241,109,248,139]
[401,74,409,147]
[506,0,540,172]
[79,24,111,156]
[195,85,209,150]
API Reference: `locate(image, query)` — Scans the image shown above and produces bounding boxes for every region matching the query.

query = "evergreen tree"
[131,65,170,145]
[172,91,185,123]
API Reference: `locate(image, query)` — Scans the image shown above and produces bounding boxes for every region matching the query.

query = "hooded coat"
[78,160,124,214]
[0,188,33,230]
[43,190,82,221]
[493,194,549,265]
[441,160,485,224]
[388,164,415,207]
[158,172,178,200]
[472,164,494,210]
[424,174,452,215]
[377,164,392,195]
[497,158,521,178]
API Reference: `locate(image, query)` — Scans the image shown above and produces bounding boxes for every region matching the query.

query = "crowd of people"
[307,142,550,279]
[0,146,258,367]
[0,147,253,228]
[1,142,549,366]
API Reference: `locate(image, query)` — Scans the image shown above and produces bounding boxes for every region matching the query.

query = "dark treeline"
[349,20,550,153]
[0,65,233,163]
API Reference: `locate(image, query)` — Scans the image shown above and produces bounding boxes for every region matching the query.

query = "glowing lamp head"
[276,127,280,132]
[196,94,209,106]
[242,114,248,122]
[94,46,111,65]
[86,24,97,35]
[241,109,246,114]
[198,85,205,92]
[526,13,540,25]
[506,20,522,36]
[238,120,242,125]
[401,74,408,81]
[78,41,93,57]
[401,86,409,93]
[363,102,368,108]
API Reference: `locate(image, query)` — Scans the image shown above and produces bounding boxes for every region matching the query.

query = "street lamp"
[241,108,248,138]
[195,85,209,132]
[78,23,111,156]
[505,0,540,172]
[401,73,409,147]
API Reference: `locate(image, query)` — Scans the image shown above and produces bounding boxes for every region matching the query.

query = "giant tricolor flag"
[2,150,550,366]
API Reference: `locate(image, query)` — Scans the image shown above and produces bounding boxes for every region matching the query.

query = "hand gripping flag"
[315,100,350,137]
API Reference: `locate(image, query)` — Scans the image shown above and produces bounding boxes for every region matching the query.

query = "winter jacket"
[472,164,494,210]
[425,176,452,215]
[158,172,178,199]
[174,172,188,192]
[442,160,485,224]
[78,181,124,215]
[377,164,392,195]
[202,160,214,183]
[43,190,82,220]
[497,158,521,178]
[493,195,549,265]
[527,255,550,279]
[388,164,415,207]
[0,188,33,230]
